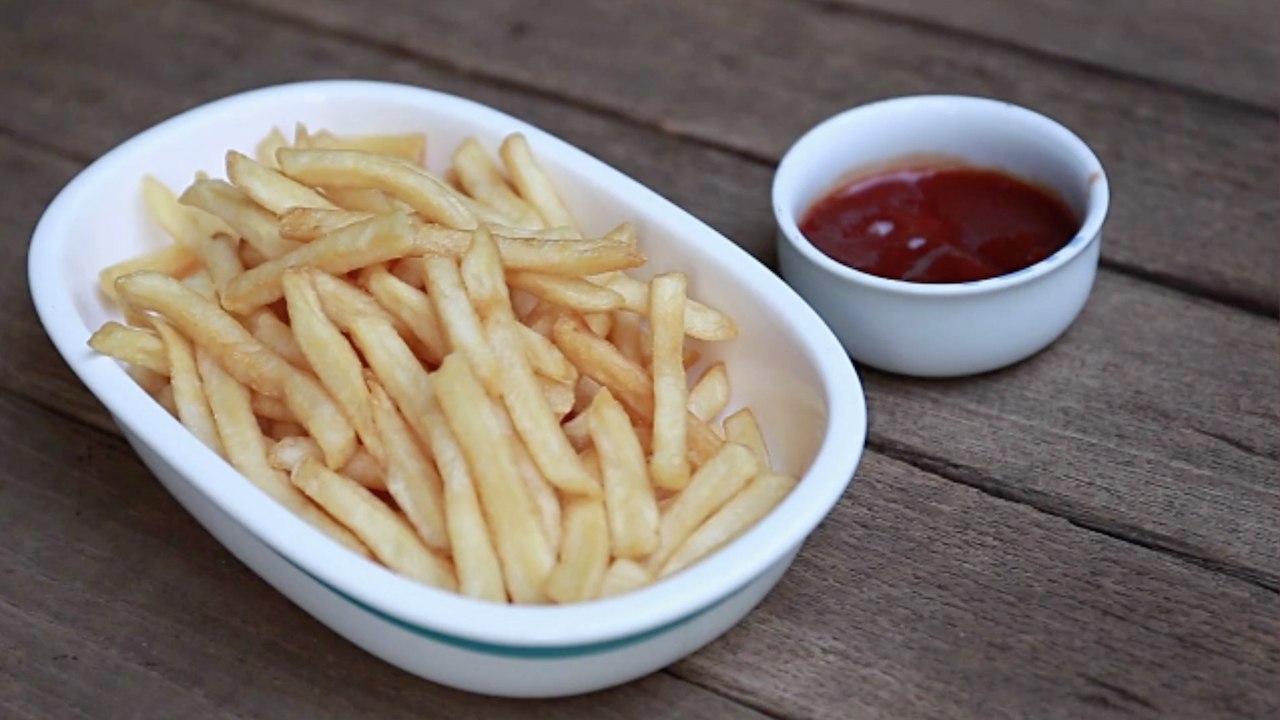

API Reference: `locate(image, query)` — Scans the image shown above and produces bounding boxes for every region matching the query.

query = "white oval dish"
[28,80,866,697]
[774,95,1110,377]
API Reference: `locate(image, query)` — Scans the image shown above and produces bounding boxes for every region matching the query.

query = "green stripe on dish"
[284,556,732,658]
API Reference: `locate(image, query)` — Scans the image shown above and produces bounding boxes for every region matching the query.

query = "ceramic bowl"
[774,95,1110,377]
[29,80,866,697]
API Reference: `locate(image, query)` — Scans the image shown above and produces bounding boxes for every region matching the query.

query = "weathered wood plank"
[0,391,772,719]
[0,132,117,435]
[2,390,1275,718]
[828,0,1280,109]
[673,452,1280,720]
[0,0,1275,585]
[864,271,1280,586]
[216,0,1280,312]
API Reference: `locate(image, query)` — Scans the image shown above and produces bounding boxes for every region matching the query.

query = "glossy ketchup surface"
[799,164,1079,283]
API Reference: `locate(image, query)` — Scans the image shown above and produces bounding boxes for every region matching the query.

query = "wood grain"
[825,0,1280,109]
[1,391,1275,718]
[219,0,1280,312]
[0,391,773,719]
[672,452,1280,719]
[0,133,116,435]
[0,0,1275,588]
[865,270,1280,586]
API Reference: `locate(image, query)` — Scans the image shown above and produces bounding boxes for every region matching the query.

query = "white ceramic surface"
[29,80,866,697]
[774,95,1110,377]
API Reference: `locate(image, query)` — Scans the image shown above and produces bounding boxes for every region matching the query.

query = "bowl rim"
[28,79,866,653]
[772,94,1111,296]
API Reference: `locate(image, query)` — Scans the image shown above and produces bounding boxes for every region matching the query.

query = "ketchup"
[799,163,1079,283]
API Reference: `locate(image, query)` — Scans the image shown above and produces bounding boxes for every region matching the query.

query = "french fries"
[89,125,798,605]
[277,148,476,230]
[649,273,691,491]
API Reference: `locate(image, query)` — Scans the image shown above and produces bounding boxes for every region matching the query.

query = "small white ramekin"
[29,80,866,697]
[774,95,1110,377]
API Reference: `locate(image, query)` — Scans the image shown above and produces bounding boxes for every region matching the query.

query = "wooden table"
[2,1,1276,717]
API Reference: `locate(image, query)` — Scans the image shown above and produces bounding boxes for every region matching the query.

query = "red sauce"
[799,164,1079,283]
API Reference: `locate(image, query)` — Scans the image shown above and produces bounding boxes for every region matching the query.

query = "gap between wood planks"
[793,0,1276,117]
[185,0,1278,320]
[867,436,1280,593]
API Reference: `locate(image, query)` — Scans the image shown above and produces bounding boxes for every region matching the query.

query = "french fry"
[500,133,578,233]
[517,323,577,383]
[601,273,739,342]
[305,130,427,165]
[277,148,477,230]
[487,225,578,241]
[452,138,543,228]
[180,179,301,260]
[308,270,434,364]
[291,458,457,591]
[648,443,761,572]
[552,316,723,465]
[254,127,288,169]
[280,372,357,468]
[650,272,690,491]
[154,320,224,456]
[688,362,730,423]
[458,226,511,319]
[321,186,414,214]
[226,150,336,215]
[196,234,243,299]
[279,207,376,241]
[89,322,167,375]
[369,381,449,552]
[434,354,554,603]
[599,559,653,598]
[422,255,500,393]
[282,270,382,461]
[507,272,624,313]
[221,213,417,315]
[723,407,771,471]
[659,473,797,578]
[487,313,601,496]
[246,309,309,371]
[141,175,234,250]
[409,221,644,276]
[116,272,356,469]
[99,244,199,301]
[182,269,218,302]
[495,406,561,553]
[543,498,608,604]
[196,349,369,557]
[265,435,385,491]
[538,375,575,420]
[583,311,614,338]
[589,388,659,559]
[363,265,448,366]
[425,395,507,601]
